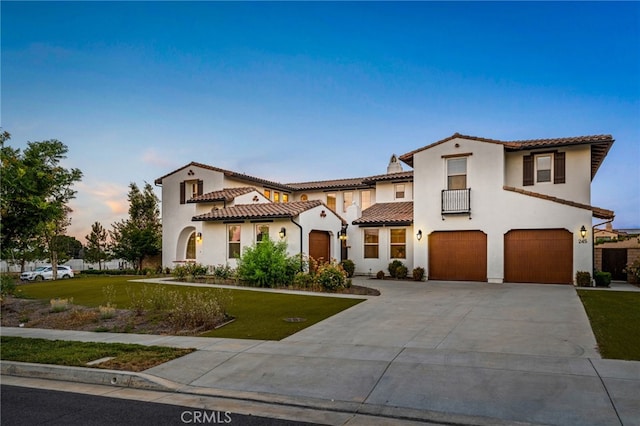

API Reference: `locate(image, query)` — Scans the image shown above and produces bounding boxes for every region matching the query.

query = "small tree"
[110,182,161,272]
[85,221,109,269]
[236,239,298,287]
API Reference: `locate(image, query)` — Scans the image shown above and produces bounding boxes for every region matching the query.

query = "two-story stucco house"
[155,132,614,284]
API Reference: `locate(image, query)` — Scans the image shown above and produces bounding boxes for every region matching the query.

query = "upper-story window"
[523,152,565,186]
[282,193,289,203]
[536,155,552,183]
[395,184,405,199]
[300,194,308,201]
[274,191,280,203]
[326,193,336,211]
[361,190,371,211]
[264,189,271,200]
[180,179,203,204]
[447,158,467,190]
[343,192,353,212]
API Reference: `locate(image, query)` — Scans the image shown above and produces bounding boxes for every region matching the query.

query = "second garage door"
[504,229,573,284]
[429,231,487,281]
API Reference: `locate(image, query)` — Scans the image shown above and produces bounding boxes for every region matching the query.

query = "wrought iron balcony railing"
[442,188,471,215]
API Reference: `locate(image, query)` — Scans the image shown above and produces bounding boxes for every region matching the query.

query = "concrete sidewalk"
[2,279,640,425]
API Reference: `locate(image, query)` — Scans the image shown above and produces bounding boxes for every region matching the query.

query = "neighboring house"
[155,132,614,284]
[594,222,627,243]
[595,238,640,281]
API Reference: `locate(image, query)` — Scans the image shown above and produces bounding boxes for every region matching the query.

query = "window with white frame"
[228,225,241,259]
[343,192,353,212]
[361,190,371,210]
[364,229,379,258]
[536,154,552,183]
[186,232,196,260]
[447,158,467,190]
[390,229,406,259]
[395,184,405,199]
[256,225,269,243]
[326,193,336,211]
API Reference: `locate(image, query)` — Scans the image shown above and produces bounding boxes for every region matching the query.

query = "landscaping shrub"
[388,260,404,278]
[1,274,17,297]
[376,270,385,280]
[172,263,208,280]
[316,261,348,291]
[211,264,235,280]
[292,271,316,289]
[166,288,232,331]
[236,239,297,287]
[575,271,592,287]
[412,267,425,281]
[340,259,355,278]
[395,265,408,279]
[594,271,612,287]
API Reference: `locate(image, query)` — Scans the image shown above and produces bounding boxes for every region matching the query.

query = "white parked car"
[20,265,75,281]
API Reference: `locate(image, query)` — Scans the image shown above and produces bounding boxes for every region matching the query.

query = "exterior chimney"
[387,154,403,174]
[606,222,613,232]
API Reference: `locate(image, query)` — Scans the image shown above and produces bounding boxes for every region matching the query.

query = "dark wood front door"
[309,230,330,262]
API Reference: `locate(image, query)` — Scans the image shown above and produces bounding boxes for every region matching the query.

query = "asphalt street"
[0,385,325,426]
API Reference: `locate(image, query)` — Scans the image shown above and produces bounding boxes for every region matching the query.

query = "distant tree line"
[1,131,161,275]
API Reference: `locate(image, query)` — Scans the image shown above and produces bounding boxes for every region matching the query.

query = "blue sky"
[2,1,639,241]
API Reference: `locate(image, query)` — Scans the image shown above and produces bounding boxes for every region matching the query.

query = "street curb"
[1,361,181,392]
[1,360,541,426]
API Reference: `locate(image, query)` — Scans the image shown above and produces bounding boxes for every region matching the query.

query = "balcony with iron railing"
[442,188,471,215]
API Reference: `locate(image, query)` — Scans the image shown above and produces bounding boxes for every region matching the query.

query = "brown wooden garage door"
[309,230,330,262]
[504,229,572,284]
[429,231,487,281]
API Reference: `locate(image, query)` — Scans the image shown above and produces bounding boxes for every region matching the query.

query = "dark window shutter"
[523,155,534,186]
[180,182,186,204]
[554,152,566,184]
[197,180,204,196]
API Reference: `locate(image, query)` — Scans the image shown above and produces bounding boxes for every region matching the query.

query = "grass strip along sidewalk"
[1,336,194,372]
[577,290,640,361]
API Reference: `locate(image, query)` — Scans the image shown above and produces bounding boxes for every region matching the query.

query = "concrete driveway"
[285,279,600,358]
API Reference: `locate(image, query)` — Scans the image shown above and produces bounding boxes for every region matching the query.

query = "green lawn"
[577,290,640,361]
[14,276,365,340]
[0,336,194,371]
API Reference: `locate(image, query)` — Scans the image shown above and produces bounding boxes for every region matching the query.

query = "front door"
[309,230,330,263]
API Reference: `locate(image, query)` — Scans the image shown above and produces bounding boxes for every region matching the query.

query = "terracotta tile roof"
[400,133,614,179]
[286,177,371,191]
[188,187,255,203]
[352,202,414,226]
[192,200,346,224]
[154,162,294,191]
[503,186,614,219]
[362,171,413,184]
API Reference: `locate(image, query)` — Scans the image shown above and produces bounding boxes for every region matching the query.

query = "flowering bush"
[624,259,640,283]
[316,260,348,291]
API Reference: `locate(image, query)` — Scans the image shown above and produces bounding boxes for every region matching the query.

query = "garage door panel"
[429,231,487,282]
[504,229,572,284]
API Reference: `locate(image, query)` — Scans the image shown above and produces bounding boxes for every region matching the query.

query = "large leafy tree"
[84,221,109,270]
[1,132,83,274]
[110,182,161,272]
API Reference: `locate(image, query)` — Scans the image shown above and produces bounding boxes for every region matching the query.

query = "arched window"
[186,232,196,260]
[300,194,308,201]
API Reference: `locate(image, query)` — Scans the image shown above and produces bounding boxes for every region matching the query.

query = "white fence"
[1,259,130,273]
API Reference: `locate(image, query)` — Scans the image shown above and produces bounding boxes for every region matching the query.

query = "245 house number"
[578,238,589,244]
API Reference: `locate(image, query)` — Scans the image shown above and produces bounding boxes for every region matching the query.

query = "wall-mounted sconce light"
[416,230,423,241]
[196,232,202,243]
[279,227,286,239]
[338,229,348,241]
[580,226,587,239]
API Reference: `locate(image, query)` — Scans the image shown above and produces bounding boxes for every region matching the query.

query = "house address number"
[578,239,589,244]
